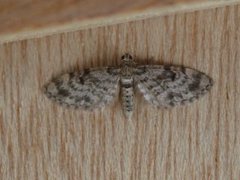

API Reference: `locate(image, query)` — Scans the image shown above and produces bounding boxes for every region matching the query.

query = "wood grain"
[0,0,239,43]
[0,4,240,180]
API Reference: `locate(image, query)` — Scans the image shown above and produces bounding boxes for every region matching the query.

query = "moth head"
[121,53,132,61]
[121,53,135,66]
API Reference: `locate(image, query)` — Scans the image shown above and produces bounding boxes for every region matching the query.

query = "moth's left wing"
[134,65,213,108]
[44,67,121,109]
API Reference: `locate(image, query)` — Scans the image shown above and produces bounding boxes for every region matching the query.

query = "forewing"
[134,65,213,107]
[44,67,120,109]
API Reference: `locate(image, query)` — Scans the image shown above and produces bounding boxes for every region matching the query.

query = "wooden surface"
[0,0,239,43]
[1,4,240,180]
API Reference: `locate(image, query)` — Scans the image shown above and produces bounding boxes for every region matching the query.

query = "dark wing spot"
[181,79,187,84]
[164,65,171,71]
[180,66,186,74]
[140,77,149,83]
[167,93,174,100]
[134,66,147,75]
[69,72,75,79]
[155,91,162,96]
[68,79,80,90]
[188,82,200,91]
[53,79,63,87]
[174,93,183,99]
[188,73,202,91]
[167,92,183,100]
[83,96,91,103]
[171,73,176,81]
[79,76,84,84]
[181,99,188,105]
[69,96,75,99]
[148,85,154,90]
[107,67,119,75]
[58,89,70,97]
[103,87,109,91]
[157,71,176,82]
[192,73,202,81]
[83,69,90,75]
[74,97,82,103]
[189,97,195,102]
[74,96,92,105]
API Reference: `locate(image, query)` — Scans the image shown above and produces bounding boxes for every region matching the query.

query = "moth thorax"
[121,77,133,84]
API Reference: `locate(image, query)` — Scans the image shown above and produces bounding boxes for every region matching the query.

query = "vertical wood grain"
[0,4,240,180]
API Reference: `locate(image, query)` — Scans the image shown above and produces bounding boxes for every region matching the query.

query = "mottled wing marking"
[44,67,120,109]
[134,65,213,107]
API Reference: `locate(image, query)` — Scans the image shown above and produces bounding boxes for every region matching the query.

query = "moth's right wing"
[44,67,121,109]
[134,65,213,108]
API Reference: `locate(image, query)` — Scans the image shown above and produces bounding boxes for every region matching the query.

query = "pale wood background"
[1,4,240,180]
[0,0,239,43]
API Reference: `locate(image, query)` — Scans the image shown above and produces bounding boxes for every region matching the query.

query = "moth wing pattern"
[44,67,121,109]
[134,65,213,107]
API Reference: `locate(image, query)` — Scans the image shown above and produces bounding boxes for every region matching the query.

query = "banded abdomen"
[120,77,134,119]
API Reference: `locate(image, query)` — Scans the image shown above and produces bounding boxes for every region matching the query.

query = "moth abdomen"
[121,85,134,119]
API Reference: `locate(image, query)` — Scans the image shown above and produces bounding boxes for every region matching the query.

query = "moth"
[44,54,213,119]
